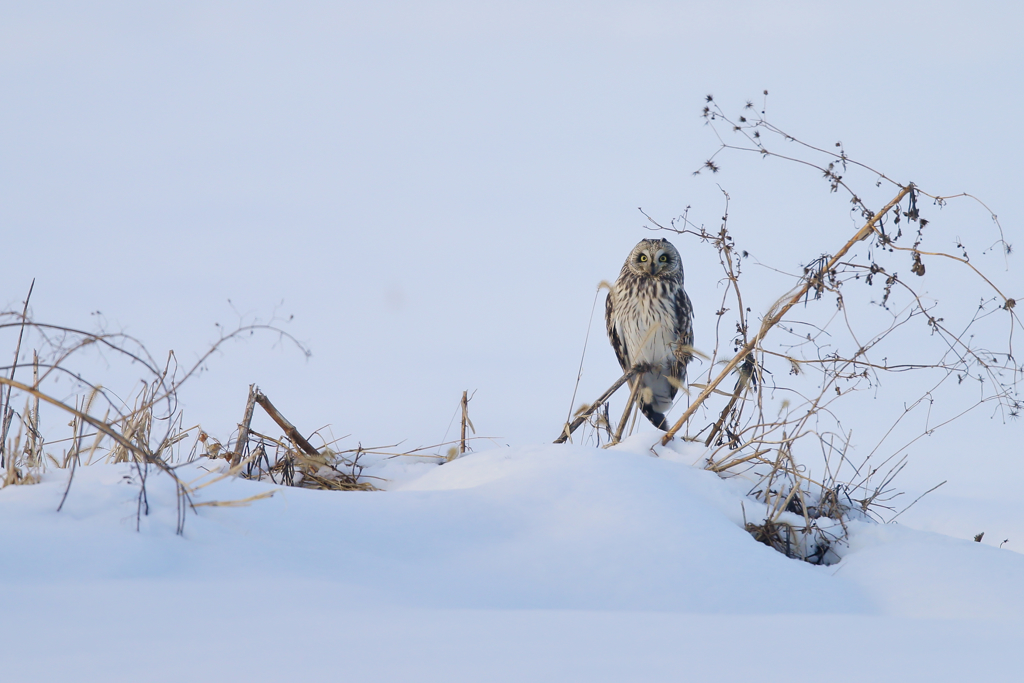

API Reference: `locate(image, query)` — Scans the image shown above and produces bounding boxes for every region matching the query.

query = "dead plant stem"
[253,390,319,456]
[460,390,468,455]
[554,366,640,444]
[611,374,642,445]
[231,384,257,467]
[0,278,34,468]
[662,184,913,445]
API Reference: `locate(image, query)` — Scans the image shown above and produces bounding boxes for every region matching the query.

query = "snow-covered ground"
[3,435,1021,682]
[3,5,1022,679]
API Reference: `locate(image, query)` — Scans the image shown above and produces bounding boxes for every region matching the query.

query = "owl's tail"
[632,368,677,431]
[638,403,670,431]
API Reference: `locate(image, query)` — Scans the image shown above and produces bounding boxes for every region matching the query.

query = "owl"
[605,238,694,430]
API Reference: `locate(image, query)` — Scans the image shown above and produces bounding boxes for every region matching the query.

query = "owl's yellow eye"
[659,254,669,263]
[639,254,648,262]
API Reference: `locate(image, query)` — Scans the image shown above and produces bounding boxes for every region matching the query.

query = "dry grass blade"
[192,491,277,507]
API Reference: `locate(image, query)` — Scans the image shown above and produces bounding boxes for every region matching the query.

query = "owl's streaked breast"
[604,237,693,430]
[611,279,681,366]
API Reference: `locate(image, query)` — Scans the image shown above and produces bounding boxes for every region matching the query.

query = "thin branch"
[662,185,913,444]
[555,366,640,444]
[253,390,319,456]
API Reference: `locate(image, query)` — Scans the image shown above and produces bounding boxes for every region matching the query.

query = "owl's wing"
[670,286,695,381]
[605,292,630,373]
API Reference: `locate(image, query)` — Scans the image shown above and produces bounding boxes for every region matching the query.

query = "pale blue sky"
[1,1,1020,501]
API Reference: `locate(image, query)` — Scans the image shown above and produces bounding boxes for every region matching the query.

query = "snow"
[2,435,1022,681]
[1,7,1021,679]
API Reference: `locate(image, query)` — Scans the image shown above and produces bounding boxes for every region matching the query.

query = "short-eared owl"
[605,238,694,430]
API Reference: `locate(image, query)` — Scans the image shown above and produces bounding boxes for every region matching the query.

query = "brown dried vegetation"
[559,95,1022,563]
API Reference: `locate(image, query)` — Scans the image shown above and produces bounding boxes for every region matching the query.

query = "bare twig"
[889,480,947,522]
[555,366,640,444]
[611,373,642,445]
[253,390,319,456]
[662,184,913,445]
